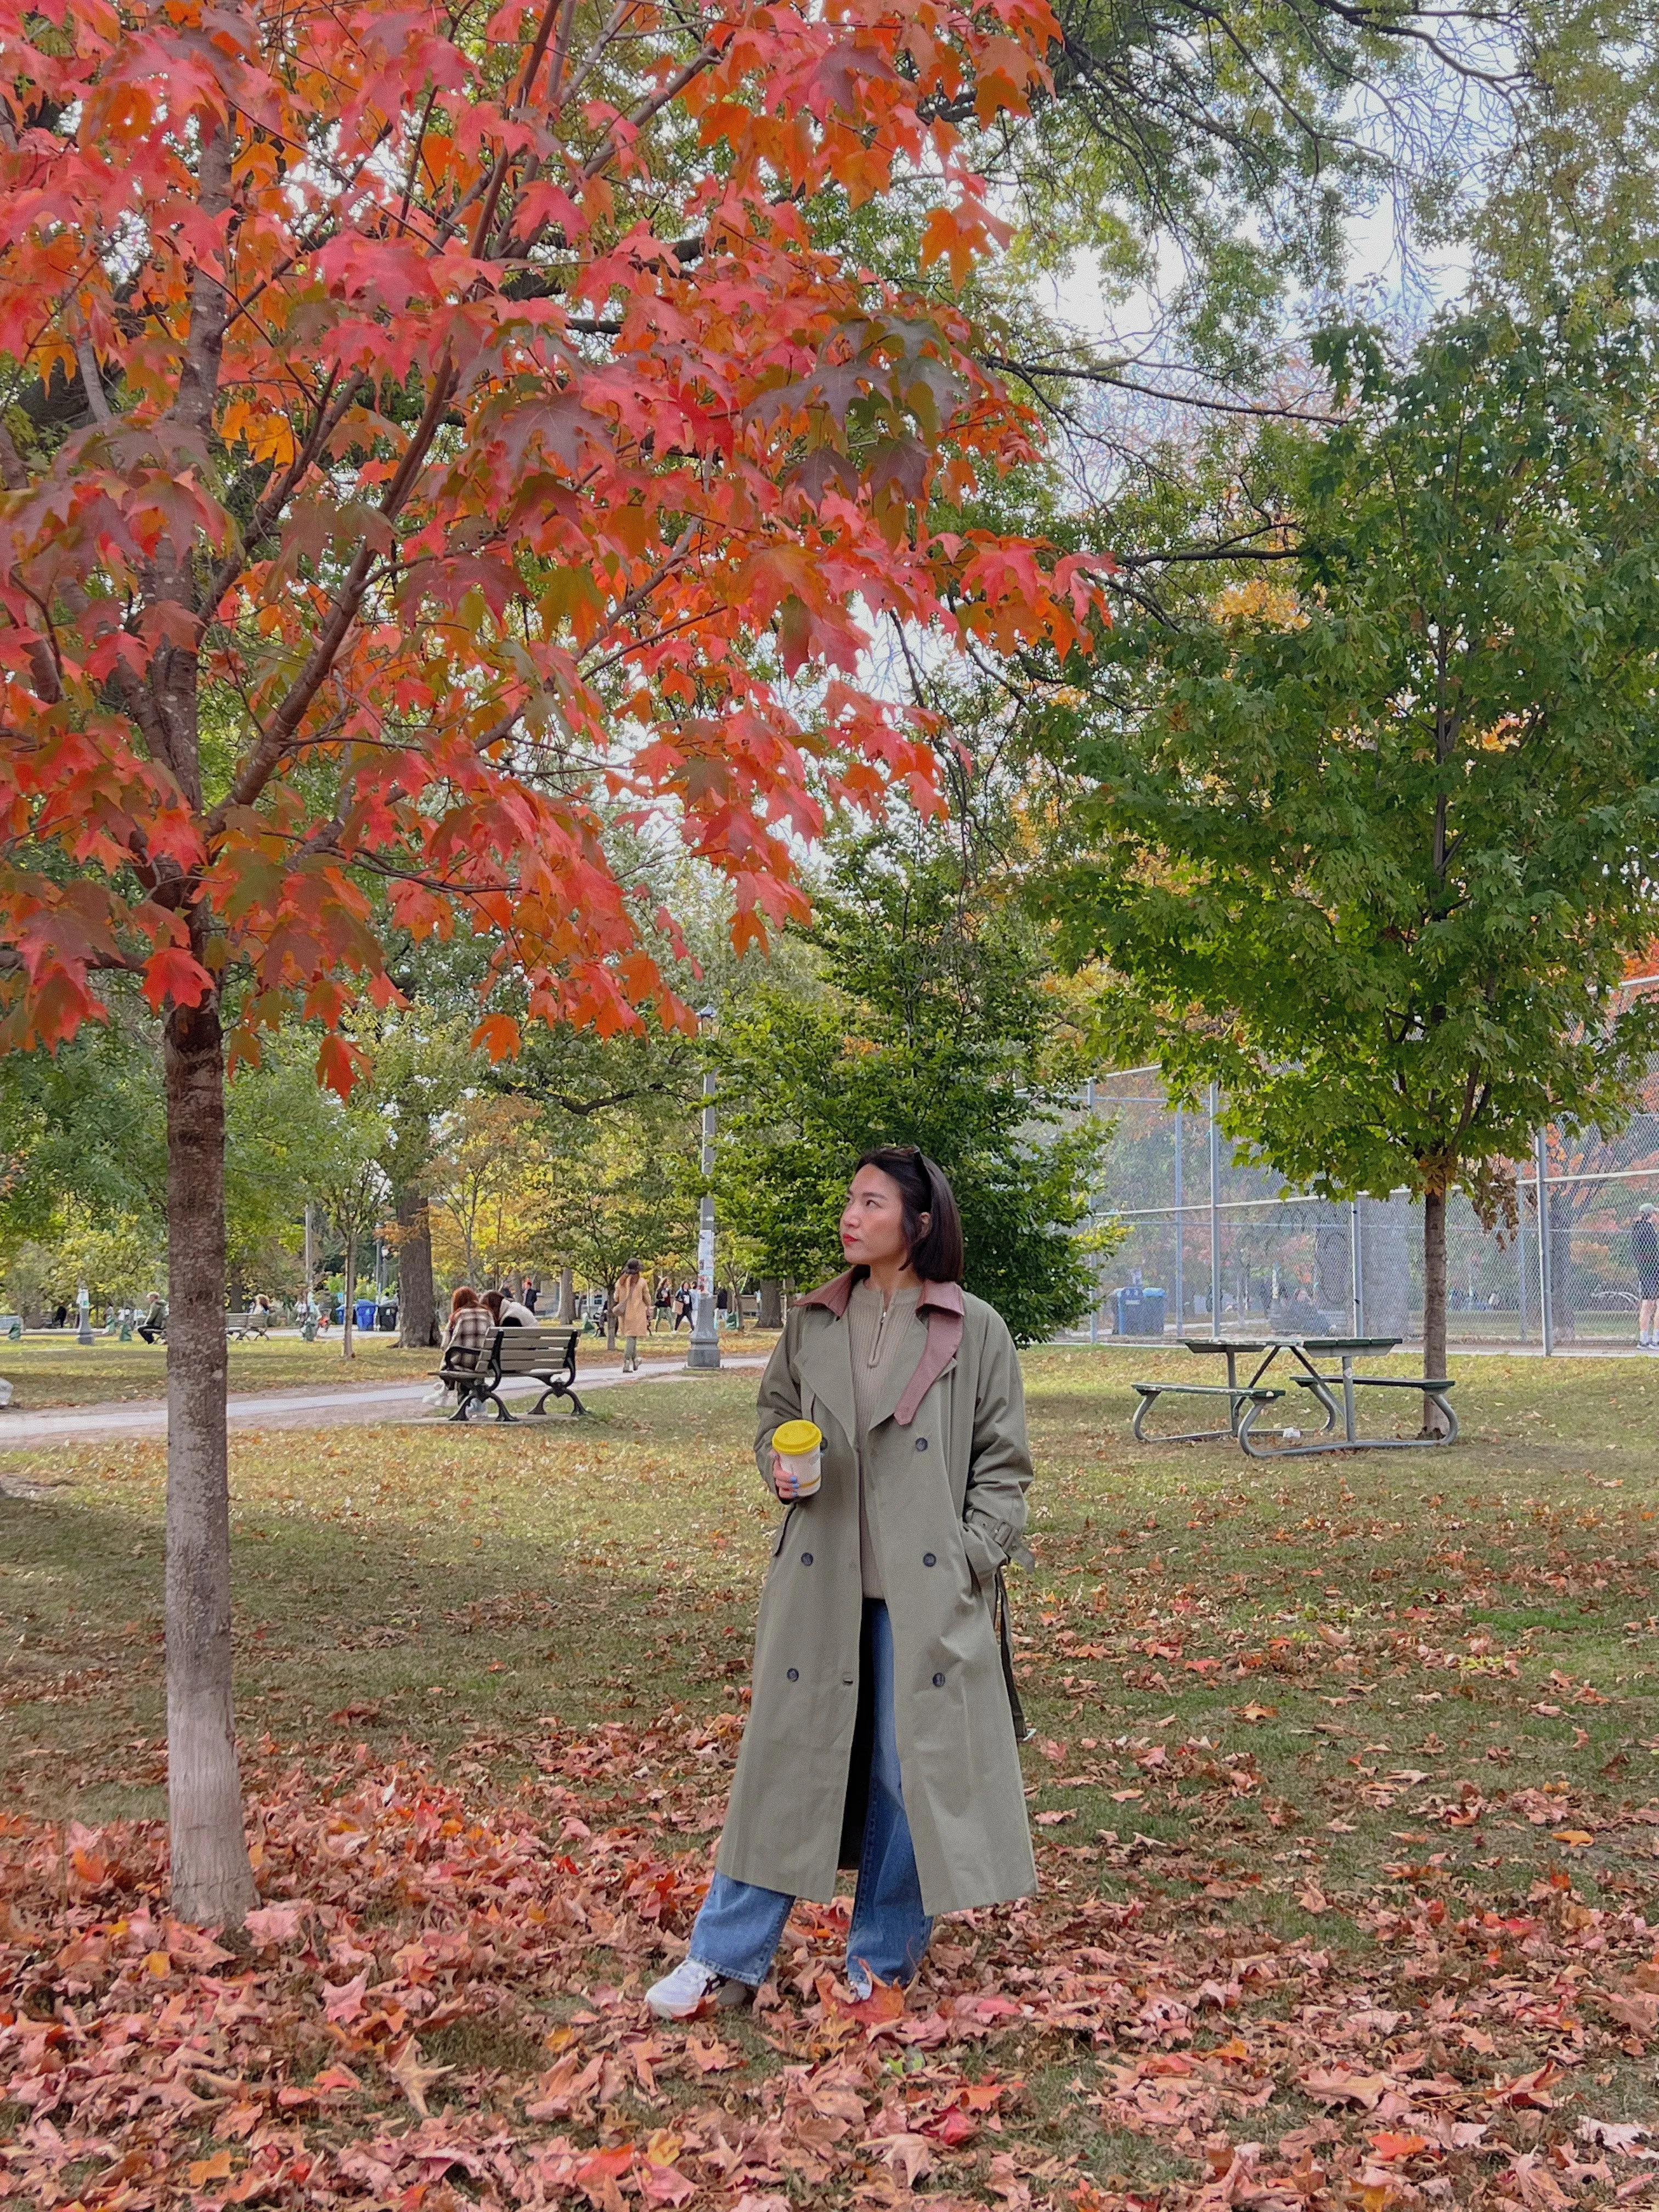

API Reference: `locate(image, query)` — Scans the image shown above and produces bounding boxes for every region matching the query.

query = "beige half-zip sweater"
[847,1277,928,1599]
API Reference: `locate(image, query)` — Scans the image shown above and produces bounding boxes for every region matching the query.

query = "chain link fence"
[1071,1056,1659,1351]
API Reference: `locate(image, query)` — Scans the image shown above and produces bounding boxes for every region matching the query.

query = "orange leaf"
[1369,2133,1432,2162]
[472,1012,521,1063]
[140,946,212,1014]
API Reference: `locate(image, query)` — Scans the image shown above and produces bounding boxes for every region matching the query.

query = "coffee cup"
[771,1417,823,1497]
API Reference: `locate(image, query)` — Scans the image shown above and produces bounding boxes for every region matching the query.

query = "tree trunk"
[341,1235,356,1361]
[163,995,258,1928]
[396,1187,438,1347]
[759,1276,783,1329]
[1421,1186,1451,1438]
[558,1265,574,1322]
[727,1278,744,1331]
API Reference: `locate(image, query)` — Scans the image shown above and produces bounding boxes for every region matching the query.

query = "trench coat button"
[915,1436,929,1451]
[932,1670,945,1686]
[787,1667,799,1681]
[800,1551,813,1565]
[843,1675,855,1685]
[922,1552,936,1567]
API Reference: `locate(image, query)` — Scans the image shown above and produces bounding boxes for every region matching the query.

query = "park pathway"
[0,1351,770,1446]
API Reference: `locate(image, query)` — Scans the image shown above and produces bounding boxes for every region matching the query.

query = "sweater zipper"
[868,1297,891,1366]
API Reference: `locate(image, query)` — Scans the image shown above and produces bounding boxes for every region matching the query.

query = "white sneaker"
[645,1956,755,2020]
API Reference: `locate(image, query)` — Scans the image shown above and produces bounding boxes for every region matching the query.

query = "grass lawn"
[0,1322,743,1408]
[2,1345,1657,2209]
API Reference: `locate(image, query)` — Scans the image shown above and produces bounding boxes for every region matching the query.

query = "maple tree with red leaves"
[0,0,1104,1924]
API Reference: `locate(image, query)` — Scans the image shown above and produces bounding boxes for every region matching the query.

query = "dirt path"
[0,1352,769,1444]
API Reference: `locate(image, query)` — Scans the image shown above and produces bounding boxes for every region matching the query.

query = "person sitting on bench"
[439,1286,493,1399]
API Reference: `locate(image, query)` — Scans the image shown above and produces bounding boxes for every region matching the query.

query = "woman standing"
[647,1148,1035,2018]
[614,1260,653,1372]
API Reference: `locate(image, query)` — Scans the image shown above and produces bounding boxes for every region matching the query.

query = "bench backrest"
[494,1324,579,1376]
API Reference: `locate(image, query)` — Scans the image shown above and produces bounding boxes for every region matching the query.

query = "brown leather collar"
[799,1271,965,1424]
[800,1268,963,1318]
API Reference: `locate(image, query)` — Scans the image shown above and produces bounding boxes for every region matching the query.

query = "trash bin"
[1113,1285,1167,1336]
[354,1298,376,1330]
[376,1302,398,1332]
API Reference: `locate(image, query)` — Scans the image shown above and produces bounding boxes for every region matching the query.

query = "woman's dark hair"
[481,1288,505,1321]
[856,1147,964,1284]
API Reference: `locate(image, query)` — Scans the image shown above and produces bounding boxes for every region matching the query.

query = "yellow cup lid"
[772,1419,822,1455]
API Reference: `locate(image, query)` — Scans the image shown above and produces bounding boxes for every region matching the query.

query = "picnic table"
[1132,1336,1457,1455]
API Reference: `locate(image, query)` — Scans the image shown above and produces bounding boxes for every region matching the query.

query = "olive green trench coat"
[714,1273,1037,1916]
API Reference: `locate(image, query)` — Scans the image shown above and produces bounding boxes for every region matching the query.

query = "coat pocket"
[771,1502,798,1558]
[961,1510,1007,1592]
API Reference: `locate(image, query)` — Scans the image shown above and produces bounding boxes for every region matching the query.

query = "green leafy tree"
[714,842,1111,1344]
[1040,301,1659,1412]
[551,1130,695,1346]
[359,1008,479,1348]
[1470,0,1659,309]
[307,1096,391,1362]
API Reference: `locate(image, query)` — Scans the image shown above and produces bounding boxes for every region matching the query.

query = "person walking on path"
[614,1261,653,1373]
[1635,1204,1659,1348]
[647,1147,1035,2021]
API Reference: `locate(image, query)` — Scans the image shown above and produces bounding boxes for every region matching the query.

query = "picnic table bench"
[438,1324,586,1422]
[1133,1336,1456,1454]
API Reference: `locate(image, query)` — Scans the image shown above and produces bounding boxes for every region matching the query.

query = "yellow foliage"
[1213,577,1308,629]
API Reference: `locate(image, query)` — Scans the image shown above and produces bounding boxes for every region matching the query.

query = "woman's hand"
[772,1452,806,1501]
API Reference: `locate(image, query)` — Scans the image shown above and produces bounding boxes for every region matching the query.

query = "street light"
[687,1005,721,1372]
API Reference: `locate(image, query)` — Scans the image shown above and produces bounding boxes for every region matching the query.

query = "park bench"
[437,1324,586,1422]
[225,1309,272,1340]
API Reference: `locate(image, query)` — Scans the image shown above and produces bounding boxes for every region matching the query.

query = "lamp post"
[76,1280,93,1345]
[687,1005,721,1372]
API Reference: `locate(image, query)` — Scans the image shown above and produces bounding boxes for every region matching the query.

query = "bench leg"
[1297,1378,1340,1435]
[1424,1387,1459,1444]
[1131,1390,1157,1441]
[530,1383,584,1418]
[1238,1397,1276,1458]
[453,1384,514,1422]
[1133,1399,1250,1444]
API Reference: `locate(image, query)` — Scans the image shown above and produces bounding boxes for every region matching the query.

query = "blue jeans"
[689,1599,933,1989]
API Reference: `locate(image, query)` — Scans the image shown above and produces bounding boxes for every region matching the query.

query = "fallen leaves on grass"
[4,1712,1659,2211]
